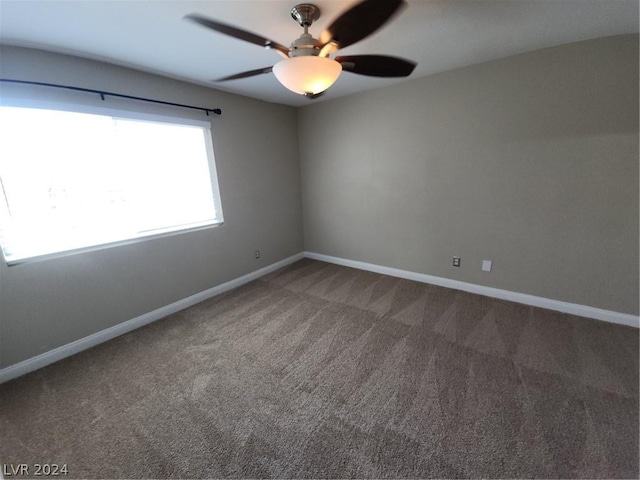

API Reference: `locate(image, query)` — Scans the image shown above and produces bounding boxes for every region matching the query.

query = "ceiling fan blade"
[336,55,416,77]
[318,0,406,50]
[215,66,273,82]
[185,14,290,57]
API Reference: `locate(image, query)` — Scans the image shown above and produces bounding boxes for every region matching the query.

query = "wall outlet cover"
[482,260,492,272]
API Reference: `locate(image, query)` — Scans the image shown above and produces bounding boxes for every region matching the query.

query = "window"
[0,105,223,265]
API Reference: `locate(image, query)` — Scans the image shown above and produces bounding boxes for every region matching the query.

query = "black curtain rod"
[0,78,222,116]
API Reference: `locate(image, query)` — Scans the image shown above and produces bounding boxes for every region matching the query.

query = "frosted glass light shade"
[273,56,342,95]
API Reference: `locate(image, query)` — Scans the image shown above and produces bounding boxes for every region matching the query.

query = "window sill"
[4,221,224,266]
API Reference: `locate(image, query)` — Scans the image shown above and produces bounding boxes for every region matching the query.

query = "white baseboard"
[304,251,639,329]
[2,250,636,384]
[0,252,304,384]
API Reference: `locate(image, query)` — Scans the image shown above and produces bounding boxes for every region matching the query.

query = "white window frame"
[0,100,224,266]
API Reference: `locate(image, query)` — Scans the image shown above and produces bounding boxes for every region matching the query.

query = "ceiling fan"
[185,0,417,98]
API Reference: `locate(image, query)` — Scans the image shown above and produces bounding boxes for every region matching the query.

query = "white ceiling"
[0,0,638,107]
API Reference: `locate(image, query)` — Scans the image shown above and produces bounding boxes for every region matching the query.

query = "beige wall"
[0,46,303,368]
[1,34,638,370]
[298,35,639,315]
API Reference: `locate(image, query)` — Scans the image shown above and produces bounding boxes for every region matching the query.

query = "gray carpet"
[0,259,638,479]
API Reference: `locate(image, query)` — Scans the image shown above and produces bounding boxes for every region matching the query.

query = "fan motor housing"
[289,34,320,57]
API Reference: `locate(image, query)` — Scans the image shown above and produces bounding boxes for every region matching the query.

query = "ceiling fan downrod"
[289,4,322,57]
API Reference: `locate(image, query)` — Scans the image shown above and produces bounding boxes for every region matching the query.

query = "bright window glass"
[0,105,223,265]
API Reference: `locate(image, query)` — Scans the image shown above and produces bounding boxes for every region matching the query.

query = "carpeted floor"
[0,258,638,479]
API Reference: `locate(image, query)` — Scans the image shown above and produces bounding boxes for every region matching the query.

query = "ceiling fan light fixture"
[273,56,342,95]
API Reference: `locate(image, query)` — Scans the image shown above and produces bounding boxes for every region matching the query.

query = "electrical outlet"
[482,260,492,272]
[453,256,461,267]
[255,250,260,259]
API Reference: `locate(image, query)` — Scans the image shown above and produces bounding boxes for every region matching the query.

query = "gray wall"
[298,35,639,315]
[0,46,303,368]
[1,34,638,370]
